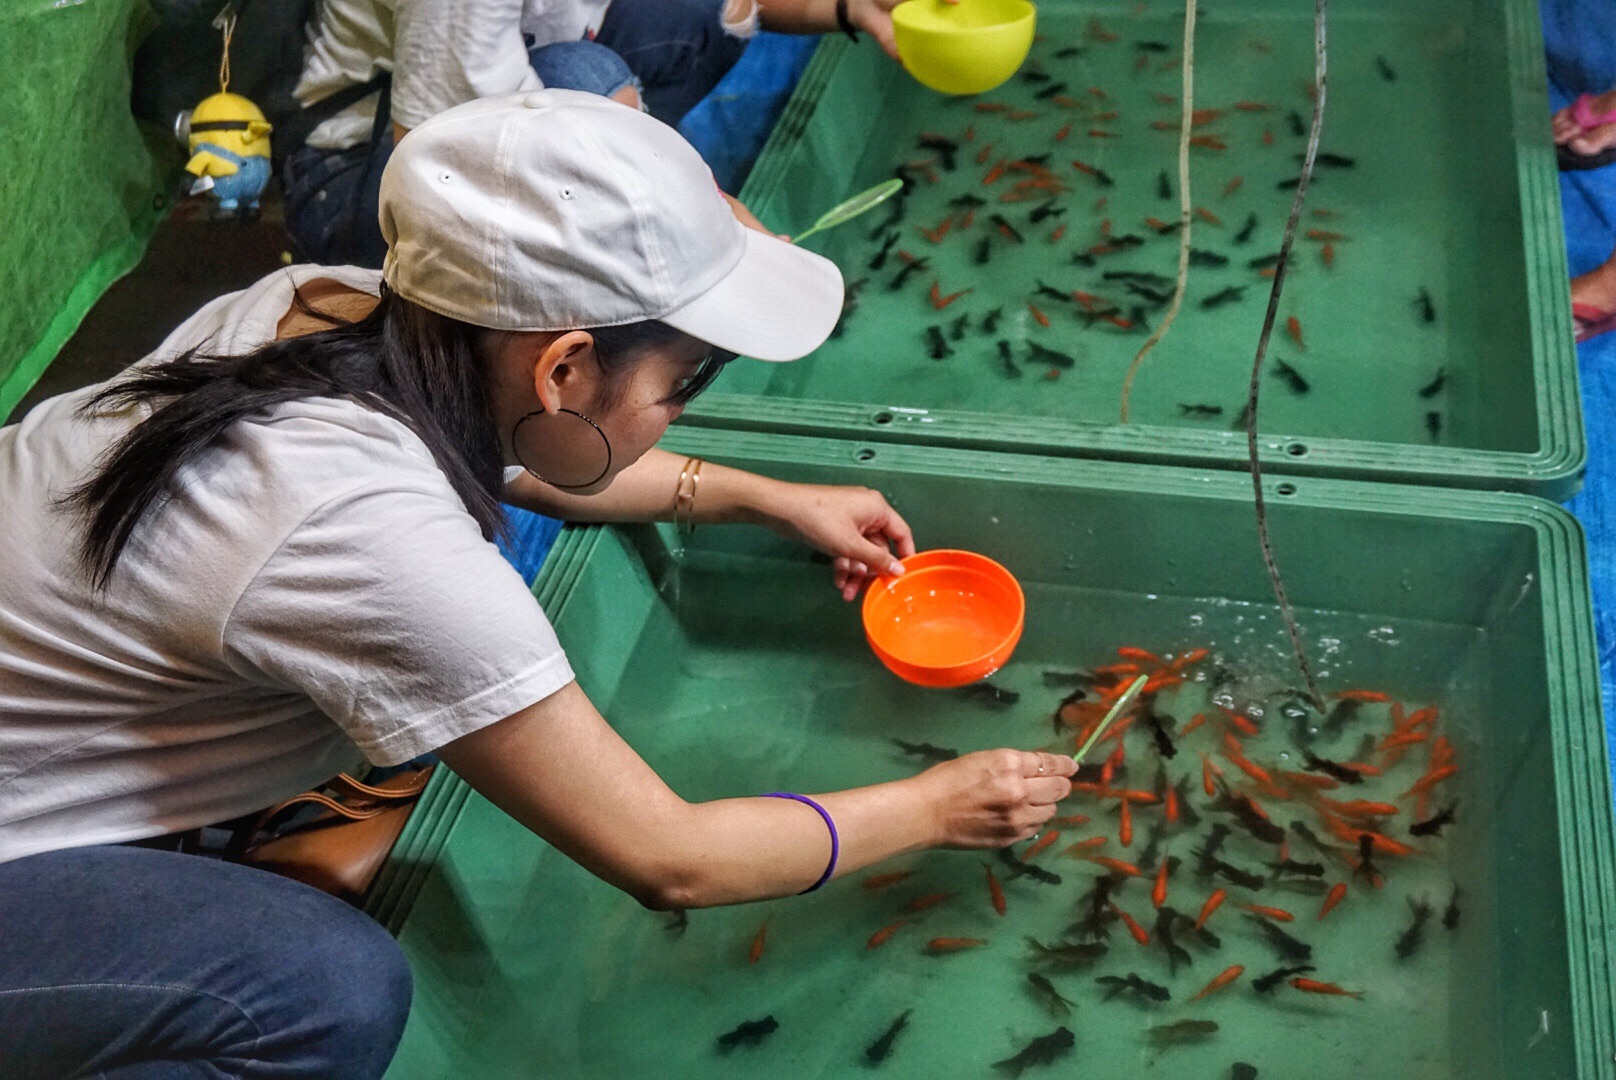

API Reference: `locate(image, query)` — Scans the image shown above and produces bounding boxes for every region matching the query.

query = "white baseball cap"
[378,89,844,362]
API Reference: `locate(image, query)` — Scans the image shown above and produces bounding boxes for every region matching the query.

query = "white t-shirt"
[294,0,613,150]
[0,265,575,863]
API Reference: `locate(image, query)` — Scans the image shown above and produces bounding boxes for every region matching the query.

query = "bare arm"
[437,681,1074,909]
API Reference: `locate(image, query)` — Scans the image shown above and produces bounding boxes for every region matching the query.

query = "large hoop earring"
[511,408,612,490]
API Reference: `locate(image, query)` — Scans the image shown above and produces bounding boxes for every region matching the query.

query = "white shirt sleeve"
[222,480,574,766]
[391,0,543,131]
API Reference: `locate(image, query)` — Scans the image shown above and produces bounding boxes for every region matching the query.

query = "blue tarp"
[1545,0,1616,783]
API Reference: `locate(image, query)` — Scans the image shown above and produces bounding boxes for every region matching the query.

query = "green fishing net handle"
[1072,674,1151,765]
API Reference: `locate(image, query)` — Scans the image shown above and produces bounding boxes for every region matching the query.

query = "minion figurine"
[180,92,272,218]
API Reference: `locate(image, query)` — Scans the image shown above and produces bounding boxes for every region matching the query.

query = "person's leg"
[591,0,750,126]
[0,845,411,1080]
[1552,88,1616,155]
[528,39,644,107]
[280,135,395,268]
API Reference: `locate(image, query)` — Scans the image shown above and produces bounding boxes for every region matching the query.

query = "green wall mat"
[0,0,170,421]
[679,0,1583,499]
[376,432,1611,1079]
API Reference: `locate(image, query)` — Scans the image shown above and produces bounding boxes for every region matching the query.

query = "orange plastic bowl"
[862,549,1025,688]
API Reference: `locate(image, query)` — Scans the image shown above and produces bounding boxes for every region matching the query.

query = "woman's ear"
[530,330,597,413]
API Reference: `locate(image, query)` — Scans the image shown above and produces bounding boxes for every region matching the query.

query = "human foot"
[1554,91,1616,156]
[1572,255,1616,341]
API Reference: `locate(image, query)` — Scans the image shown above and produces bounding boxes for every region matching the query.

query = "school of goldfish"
[719,644,1461,1074]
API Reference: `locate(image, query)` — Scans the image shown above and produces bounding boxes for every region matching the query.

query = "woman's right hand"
[915,749,1076,848]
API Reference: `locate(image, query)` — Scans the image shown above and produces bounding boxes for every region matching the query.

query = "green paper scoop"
[1072,674,1150,765]
[789,178,905,243]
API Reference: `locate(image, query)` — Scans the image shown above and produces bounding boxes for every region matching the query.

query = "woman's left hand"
[760,483,916,600]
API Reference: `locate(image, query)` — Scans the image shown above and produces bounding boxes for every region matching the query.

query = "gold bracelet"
[674,457,704,536]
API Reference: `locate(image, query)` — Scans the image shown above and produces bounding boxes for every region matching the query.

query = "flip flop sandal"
[1557,93,1616,171]
[1573,301,1616,343]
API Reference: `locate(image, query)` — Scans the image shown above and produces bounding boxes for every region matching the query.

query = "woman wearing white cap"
[0,92,1074,1077]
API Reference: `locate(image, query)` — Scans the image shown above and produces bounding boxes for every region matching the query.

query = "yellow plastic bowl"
[892,0,1037,97]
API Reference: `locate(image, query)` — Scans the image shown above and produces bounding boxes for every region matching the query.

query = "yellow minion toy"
[182,91,272,217]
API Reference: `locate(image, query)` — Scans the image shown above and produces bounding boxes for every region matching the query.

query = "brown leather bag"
[230,767,433,905]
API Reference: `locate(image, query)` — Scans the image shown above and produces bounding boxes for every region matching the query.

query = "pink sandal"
[1558,94,1616,171]
[1573,301,1616,343]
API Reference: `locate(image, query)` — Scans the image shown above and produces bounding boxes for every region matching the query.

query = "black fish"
[1212,787,1285,844]
[989,214,1024,243]
[1021,70,1052,83]
[1234,213,1258,244]
[1247,914,1312,961]
[1158,170,1173,200]
[1029,202,1066,223]
[1162,905,1219,951]
[1320,698,1363,737]
[889,259,928,290]
[918,133,959,171]
[1073,874,1122,941]
[1139,816,1167,871]
[665,909,689,935]
[1135,40,1170,52]
[1426,411,1442,441]
[1443,885,1461,930]
[1026,973,1076,1019]
[1154,906,1194,973]
[926,325,952,360]
[1096,973,1171,1003]
[982,307,1003,333]
[1124,281,1176,305]
[1416,287,1436,323]
[1025,936,1109,969]
[1248,252,1282,270]
[1074,762,1108,785]
[1070,253,1098,268]
[1354,832,1381,886]
[1302,751,1364,786]
[1179,403,1225,417]
[1419,370,1446,398]
[1273,359,1310,394]
[1231,401,1253,431]
[1233,1064,1259,1080]
[891,737,958,762]
[1028,341,1077,368]
[975,237,993,265]
[1077,306,1124,328]
[1189,248,1230,267]
[717,1015,779,1053]
[1289,820,1335,856]
[1252,964,1314,993]
[964,681,1020,705]
[1034,81,1070,101]
[1300,151,1356,169]
[1214,859,1265,890]
[869,233,899,271]
[869,182,908,238]
[1376,55,1397,81]
[948,313,971,341]
[1149,1019,1218,1046]
[1194,824,1232,877]
[1202,286,1246,309]
[1110,234,1146,249]
[1395,895,1433,960]
[1104,270,1174,286]
[1410,801,1458,837]
[993,1027,1075,1077]
[1034,279,1070,302]
[1268,877,1330,897]
[1277,177,1305,190]
[1022,153,1053,165]
[999,848,1063,885]
[1143,706,1177,759]
[1172,776,1202,826]
[865,1010,912,1065]
[999,342,1023,380]
[949,193,987,209]
[1270,858,1326,878]
[1287,110,1306,136]
[1051,686,1087,733]
[1149,218,1182,234]
[1055,46,1083,58]
[1043,669,1093,687]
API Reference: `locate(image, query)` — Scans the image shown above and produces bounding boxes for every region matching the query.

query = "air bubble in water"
[1188,613,1204,627]
[1368,626,1401,645]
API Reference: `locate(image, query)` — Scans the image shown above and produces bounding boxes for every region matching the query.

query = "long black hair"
[62,283,730,588]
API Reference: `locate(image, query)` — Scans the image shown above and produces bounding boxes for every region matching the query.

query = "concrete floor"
[12,194,291,418]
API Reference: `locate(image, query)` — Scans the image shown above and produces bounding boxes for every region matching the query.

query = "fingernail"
[888,561,906,575]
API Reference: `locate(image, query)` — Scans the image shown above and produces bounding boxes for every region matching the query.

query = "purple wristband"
[762,792,840,894]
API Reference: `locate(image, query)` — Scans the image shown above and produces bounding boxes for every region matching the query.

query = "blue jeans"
[0,845,412,1079]
[282,0,748,267]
